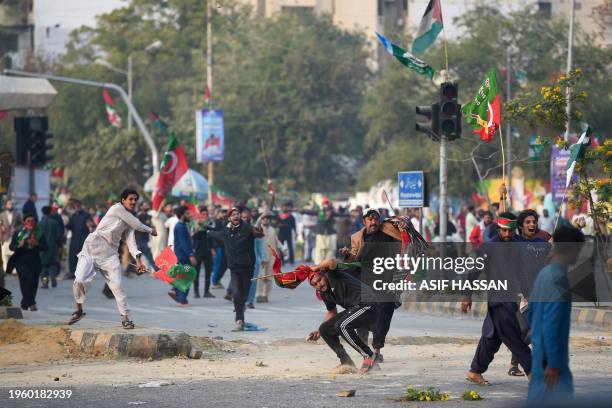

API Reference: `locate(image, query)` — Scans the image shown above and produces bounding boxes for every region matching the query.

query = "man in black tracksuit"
[192,207,214,298]
[207,207,263,331]
[339,208,403,363]
[308,258,381,373]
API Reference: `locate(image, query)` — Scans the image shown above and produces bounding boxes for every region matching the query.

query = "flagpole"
[206,0,214,207]
[498,125,507,209]
[441,6,449,78]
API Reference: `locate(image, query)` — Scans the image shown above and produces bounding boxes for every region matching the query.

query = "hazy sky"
[35,0,125,55]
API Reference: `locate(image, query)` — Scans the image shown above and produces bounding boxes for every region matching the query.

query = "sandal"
[121,319,135,330]
[360,357,379,373]
[508,366,525,377]
[466,375,491,386]
[68,310,86,325]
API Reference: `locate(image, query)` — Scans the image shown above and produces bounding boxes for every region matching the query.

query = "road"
[2,269,612,408]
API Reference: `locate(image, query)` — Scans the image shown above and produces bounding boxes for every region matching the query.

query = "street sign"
[398,171,428,208]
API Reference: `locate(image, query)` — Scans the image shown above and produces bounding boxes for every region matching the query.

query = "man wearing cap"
[307,258,382,373]
[462,211,533,385]
[207,207,263,331]
[339,208,403,363]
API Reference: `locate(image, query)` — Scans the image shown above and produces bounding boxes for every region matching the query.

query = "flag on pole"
[462,68,501,142]
[211,185,234,207]
[102,88,122,127]
[153,131,189,211]
[565,127,591,188]
[149,111,168,131]
[375,32,435,79]
[412,0,444,55]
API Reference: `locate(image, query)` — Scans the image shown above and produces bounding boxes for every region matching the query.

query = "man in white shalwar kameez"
[68,189,156,329]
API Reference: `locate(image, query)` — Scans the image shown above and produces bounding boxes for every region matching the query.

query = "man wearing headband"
[462,211,532,385]
[207,207,263,331]
[307,258,381,373]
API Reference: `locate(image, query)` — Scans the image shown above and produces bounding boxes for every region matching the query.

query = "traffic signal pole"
[439,136,447,241]
[3,69,160,172]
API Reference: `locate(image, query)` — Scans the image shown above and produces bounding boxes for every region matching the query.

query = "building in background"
[0,0,34,69]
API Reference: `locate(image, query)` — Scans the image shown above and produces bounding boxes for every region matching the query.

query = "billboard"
[550,145,572,205]
[196,109,224,162]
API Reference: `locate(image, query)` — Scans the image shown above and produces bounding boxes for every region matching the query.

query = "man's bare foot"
[466,371,490,385]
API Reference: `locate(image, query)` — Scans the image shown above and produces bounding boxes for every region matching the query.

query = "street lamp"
[94,40,162,130]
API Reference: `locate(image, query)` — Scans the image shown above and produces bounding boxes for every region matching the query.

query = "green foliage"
[67,127,149,203]
[461,389,483,401]
[45,0,369,201]
[400,386,450,402]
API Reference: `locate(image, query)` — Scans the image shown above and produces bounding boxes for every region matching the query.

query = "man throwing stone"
[69,189,156,329]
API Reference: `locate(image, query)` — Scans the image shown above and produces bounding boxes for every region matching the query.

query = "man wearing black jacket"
[207,207,263,331]
[192,206,214,298]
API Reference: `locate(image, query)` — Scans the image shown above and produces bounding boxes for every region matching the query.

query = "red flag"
[269,247,313,289]
[204,86,211,104]
[153,246,178,284]
[102,88,115,105]
[153,131,189,210]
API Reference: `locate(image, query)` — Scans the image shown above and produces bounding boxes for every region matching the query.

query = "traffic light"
[439,82,461,140]
[14,117,53,167]
[415,103,440,141]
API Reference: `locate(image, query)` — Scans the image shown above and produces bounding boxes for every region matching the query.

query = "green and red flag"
[462,68,501,142]
[149,111,168,131]
[269,247,361,289]
[153,246,196,292]
[153,131,189,211]
[102,88,121,127]
[412,0,444,55]
[211,185,234,207]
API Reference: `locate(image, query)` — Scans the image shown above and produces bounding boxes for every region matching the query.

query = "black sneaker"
[168,290,180,304]
[102,284,115,299]
[51,278,57,288]
[204,291,215,298]
[194,290,201,298]
[246,303,255,309]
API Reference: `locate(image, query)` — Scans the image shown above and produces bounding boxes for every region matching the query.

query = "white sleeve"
[126,229,142,259]
[110,204,152,233]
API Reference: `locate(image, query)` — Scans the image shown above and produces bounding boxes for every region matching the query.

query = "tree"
[360,5,611,200]
[40,0,369,202]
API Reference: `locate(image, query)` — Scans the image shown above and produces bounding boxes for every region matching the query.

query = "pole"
[506,50,512,204]
[564,0,575,142]
[206,0,214,206]
[128,54,133,131]
[439,136,447,242]
[4,69,159,171]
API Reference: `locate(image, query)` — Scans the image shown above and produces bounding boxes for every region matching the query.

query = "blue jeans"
[246,260,261,305]
[174,287,189,304]
[211,247,224,284]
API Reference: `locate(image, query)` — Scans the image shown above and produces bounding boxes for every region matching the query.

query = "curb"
[0,306,23,319]
[402,301,612,330]
[68,329,209,360]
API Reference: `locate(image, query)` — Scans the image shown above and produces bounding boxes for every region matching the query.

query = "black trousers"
[319,305,376,360]
[17,262,40,308]
[194,253,213,294]
[470,303,532,375]
[373,302,396,349]
[230,268,253,322]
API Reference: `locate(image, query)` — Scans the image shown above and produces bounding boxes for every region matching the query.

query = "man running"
[307,258,381,373]
[69,189,157,329]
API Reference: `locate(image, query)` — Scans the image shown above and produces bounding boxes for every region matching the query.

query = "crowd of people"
[0,186,603,405]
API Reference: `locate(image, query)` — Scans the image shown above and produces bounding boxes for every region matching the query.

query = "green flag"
[375,32,435,80]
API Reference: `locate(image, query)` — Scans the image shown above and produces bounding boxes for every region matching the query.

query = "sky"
[34,0,125,56]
